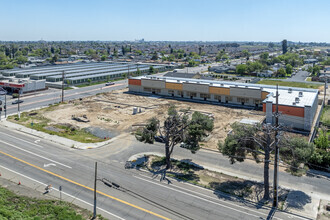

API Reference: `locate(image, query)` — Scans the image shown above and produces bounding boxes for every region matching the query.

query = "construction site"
[10,89,266,149]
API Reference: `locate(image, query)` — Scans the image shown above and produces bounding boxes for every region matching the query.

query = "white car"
[105,82,115,86]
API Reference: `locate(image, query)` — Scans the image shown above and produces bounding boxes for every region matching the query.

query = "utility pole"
[4,92,7,118]
[61,71,65,103]
[324,73,327,107]
[93,162,97,219]
[273,84,279,208]
[18,89,21,119]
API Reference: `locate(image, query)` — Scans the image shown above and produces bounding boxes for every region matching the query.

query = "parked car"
[12,100,23,104]
[154,136,165,143]
[180,142,188,148]
[105,82,115,86]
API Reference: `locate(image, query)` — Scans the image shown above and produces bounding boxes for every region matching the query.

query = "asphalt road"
[0,126,312,220]
[1,80,128,117]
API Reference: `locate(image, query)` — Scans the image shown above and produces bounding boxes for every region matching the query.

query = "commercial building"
[128,76,319,131]
[0,62,171,88]
[0,79,46,93]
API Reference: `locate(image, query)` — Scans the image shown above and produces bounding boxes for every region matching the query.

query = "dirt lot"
[39,89,265,149]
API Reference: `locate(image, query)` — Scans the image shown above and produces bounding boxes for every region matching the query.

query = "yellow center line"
[0,150,170,220]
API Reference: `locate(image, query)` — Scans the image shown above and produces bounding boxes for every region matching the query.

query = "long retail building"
[128,76,319,131]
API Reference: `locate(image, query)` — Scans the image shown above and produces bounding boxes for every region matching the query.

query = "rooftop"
[134,76,319,107]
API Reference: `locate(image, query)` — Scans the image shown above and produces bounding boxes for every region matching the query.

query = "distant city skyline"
[1,0,329,42]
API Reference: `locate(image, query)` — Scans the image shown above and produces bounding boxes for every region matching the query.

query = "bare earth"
[43,89,265,149]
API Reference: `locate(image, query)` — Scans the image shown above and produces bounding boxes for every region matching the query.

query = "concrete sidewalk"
[0,119,115,149]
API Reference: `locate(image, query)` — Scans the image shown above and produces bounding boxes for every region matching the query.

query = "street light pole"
[324,70,327,107]
[61,71,64,103]
[93,162,97,219]
[18,89,21,119]
[273,84,279,208]
[4,93,6,118]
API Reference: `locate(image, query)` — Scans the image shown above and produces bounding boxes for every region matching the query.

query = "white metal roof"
[135,76,319,107]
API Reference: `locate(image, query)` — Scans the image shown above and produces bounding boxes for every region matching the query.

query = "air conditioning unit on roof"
[288,88,292,93]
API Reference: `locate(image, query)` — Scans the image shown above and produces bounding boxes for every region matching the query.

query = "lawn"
[0,187,100,220]
[257,80,322,89]
[8,108,103,143]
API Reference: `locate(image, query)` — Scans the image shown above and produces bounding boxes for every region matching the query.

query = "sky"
[1,0,329,42]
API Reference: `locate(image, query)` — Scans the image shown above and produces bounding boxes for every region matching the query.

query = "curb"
[0,120,113,150]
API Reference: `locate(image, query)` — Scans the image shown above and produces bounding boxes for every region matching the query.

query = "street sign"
[59,186,62,191]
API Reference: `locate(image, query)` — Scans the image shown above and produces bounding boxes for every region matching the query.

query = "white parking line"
[0,131,43,148]
[0,164,125,220]
[0,139,72,169]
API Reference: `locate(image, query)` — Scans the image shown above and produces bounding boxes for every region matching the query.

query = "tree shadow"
[283,190,311,211]
[209,180,284,211]
[306,169,330,181]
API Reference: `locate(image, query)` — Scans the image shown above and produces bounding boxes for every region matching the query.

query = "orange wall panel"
[261,91,269,100]
[274,105,304,117]
[166,82,183,90]
[264,103,304,117]
[209,87,230,95]
[129,79,141,86]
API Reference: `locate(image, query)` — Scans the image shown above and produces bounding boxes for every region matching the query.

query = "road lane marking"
[0,140,72,169]
[134,175,267,219]
[0,131,43,148]
[44,163,56,168]
[0,150,170,220]
[0,164,125,220]
[34,140,40,143]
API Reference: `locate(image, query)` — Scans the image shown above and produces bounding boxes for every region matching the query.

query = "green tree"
[101,55,107,61]
[219,122,314,200]
[282,39,288,54]
[136,68,141,75]
[260,52,269,61]
[277,68,286,77]
[241,50,250,59]
[314,129,329,150]
[312,65,321,76]
[151,52,158,60]
[322,58,330,65]
[309,128,330,169]
[307,65,313,74]
[0,54,8,65]
[136,105,213,169]
[188,59,197,67]
[15,55,28,64]
[215,50,225,62]
[87,79,92,85]
[271,57,281,64]
[149,66,155,74]
[286,64,293,75]
[268,42,275,48]
[236,64,247,75]
[51,54,58,64]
